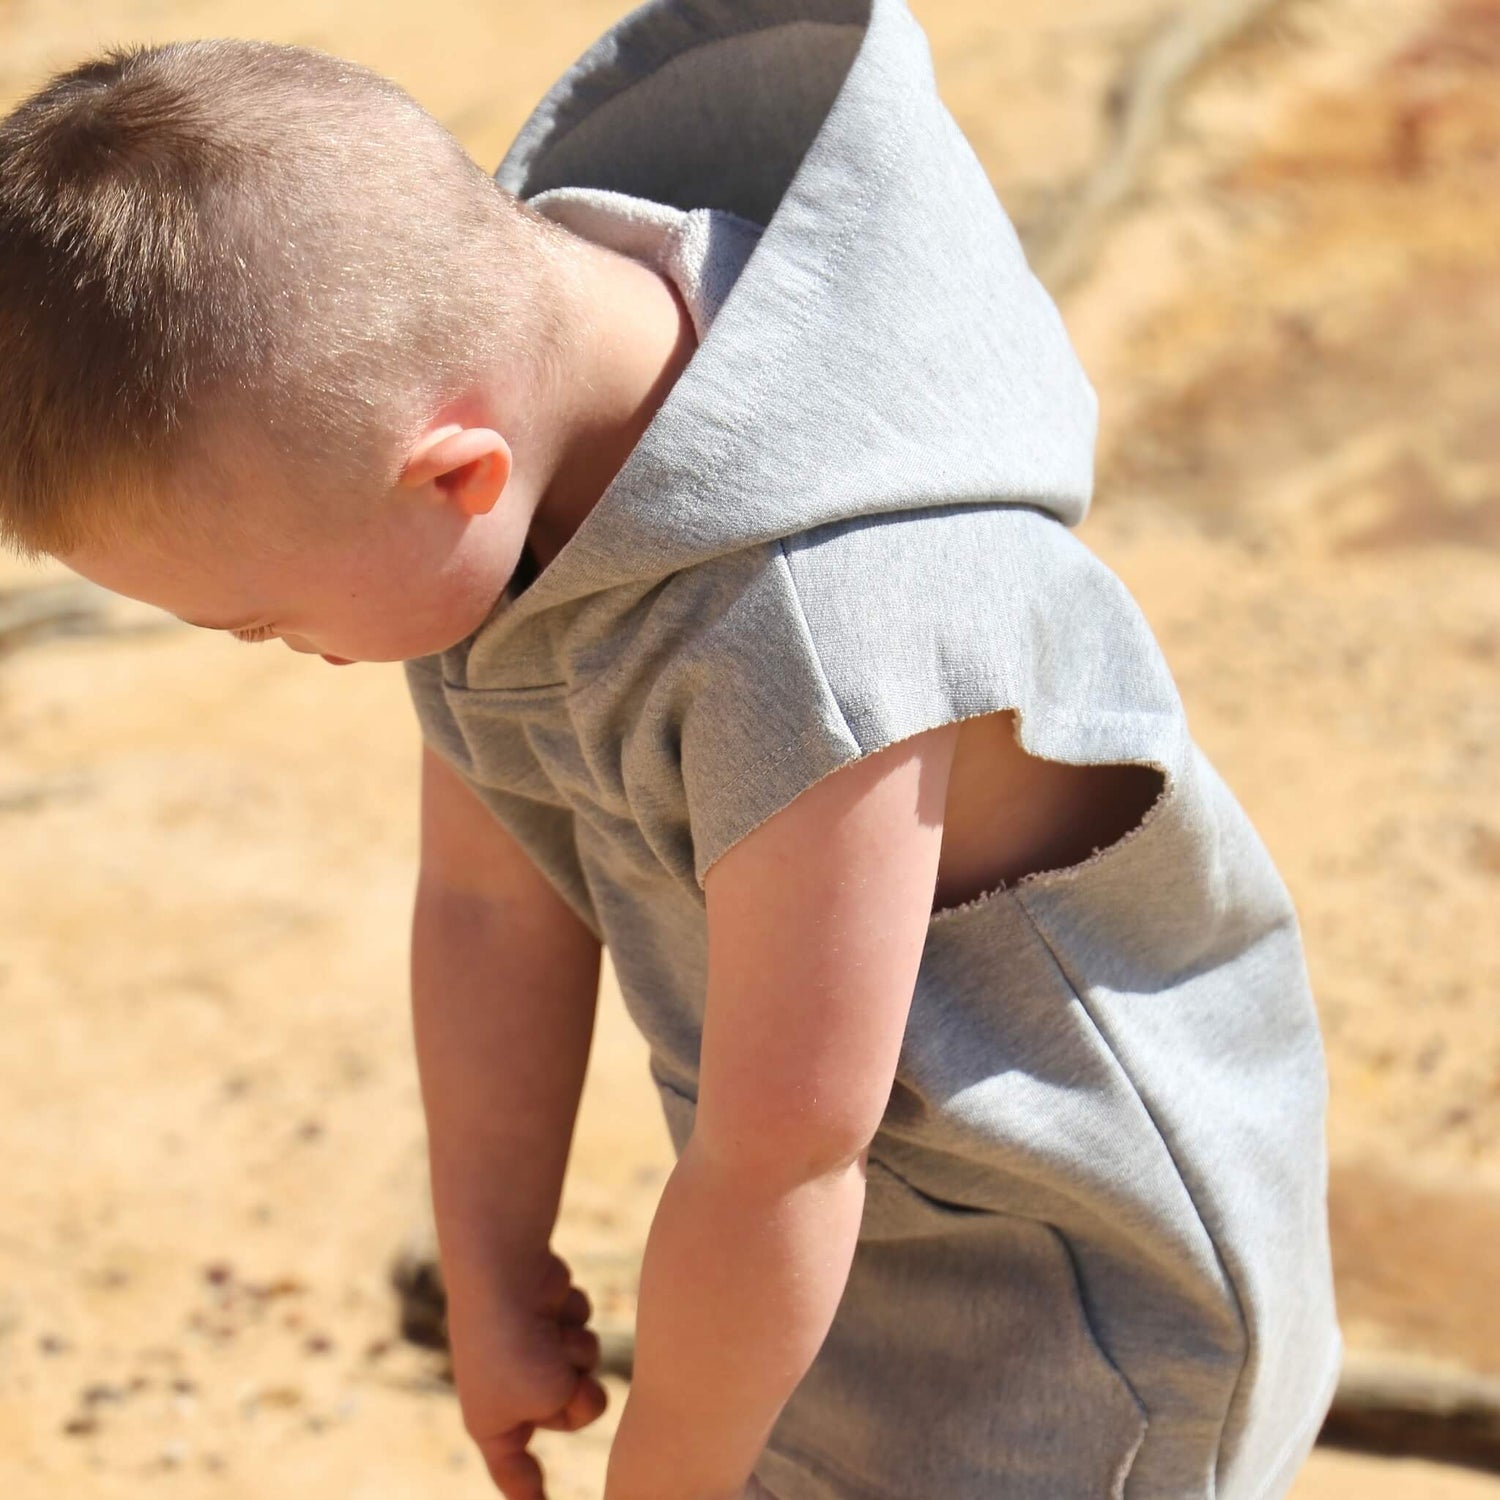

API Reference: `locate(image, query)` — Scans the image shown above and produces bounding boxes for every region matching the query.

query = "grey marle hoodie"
[403,3,1341,1495]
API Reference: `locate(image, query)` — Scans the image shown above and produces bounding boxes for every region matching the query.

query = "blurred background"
[1,1,1495,1495]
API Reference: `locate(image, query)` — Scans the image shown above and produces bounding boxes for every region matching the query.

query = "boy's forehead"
[60,528,278,622]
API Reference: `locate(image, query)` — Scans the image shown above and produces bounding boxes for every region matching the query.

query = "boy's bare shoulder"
[937,712,1164,911]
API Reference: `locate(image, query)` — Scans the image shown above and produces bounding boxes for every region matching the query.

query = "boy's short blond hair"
[0,40,574,561]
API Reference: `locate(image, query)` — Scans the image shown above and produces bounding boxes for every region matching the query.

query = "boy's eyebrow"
[176,614,261,631]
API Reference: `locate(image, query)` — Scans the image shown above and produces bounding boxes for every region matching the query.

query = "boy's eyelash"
[229,625,276,643]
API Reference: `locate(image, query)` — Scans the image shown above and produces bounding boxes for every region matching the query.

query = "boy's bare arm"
[412,742,602,1286]
[412,744,608,1494]
[604,726,959,1500]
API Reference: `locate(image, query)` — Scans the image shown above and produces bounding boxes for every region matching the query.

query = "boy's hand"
[445,1246,608,1499]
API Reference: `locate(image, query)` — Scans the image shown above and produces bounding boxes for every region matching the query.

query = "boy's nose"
[282,638,353,665]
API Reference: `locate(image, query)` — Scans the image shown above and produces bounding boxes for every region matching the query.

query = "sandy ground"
[1,0,1496,1495]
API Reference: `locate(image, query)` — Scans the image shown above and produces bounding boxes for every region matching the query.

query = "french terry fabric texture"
[402,2,1342,1496]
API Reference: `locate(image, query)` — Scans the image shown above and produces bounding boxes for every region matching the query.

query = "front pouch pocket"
[437,681,577,802]
[760,1154,1149,1500]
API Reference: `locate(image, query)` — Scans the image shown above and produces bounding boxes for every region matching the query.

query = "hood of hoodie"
[474,0,1097,634]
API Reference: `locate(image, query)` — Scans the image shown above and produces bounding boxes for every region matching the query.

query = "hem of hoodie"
[750,1327,1340,1500]
[754,1435,924,1500]
[691,715,859,890]
[1234,1329,1342,1500]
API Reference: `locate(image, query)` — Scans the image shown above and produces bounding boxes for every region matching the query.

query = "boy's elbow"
[691,1104,876,1191]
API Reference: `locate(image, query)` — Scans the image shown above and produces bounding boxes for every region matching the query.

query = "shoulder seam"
[775,537,860,750]
[688,543,862,889]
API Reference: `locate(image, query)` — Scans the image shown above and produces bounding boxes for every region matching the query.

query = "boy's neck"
[516,243,700,574]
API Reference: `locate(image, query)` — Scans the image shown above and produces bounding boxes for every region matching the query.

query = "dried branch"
[1031,0,1290,294]
[0,579,178,655]
[1320,1353,1500,1474]
[392,1238,1500,1472]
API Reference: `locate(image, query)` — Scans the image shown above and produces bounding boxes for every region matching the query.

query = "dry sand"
[1,0,1496,1495]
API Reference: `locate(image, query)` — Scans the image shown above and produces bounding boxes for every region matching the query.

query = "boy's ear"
[399,424,511,517]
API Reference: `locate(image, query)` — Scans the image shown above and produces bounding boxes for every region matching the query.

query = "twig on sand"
[0,579,177,655]
[391,1236,1500,1468]
[0,776,94,816]
[390,1227,1500,1471]
[1319,1353,1500,1474]
[1030,0,1289,294]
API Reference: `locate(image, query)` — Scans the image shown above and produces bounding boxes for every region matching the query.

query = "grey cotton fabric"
[402,2,1342,1495]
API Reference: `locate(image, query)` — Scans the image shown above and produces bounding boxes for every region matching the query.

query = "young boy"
[0,4,1341,1498]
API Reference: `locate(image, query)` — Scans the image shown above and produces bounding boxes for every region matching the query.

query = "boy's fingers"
[532,1254,574,1318]
[573,1374,609,1428]
[534,1373,609,1433]
[560,1323,601,1370]
[479,1437,547,1500]
[570,1373,609,1429]
[558,1284,592,1326]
